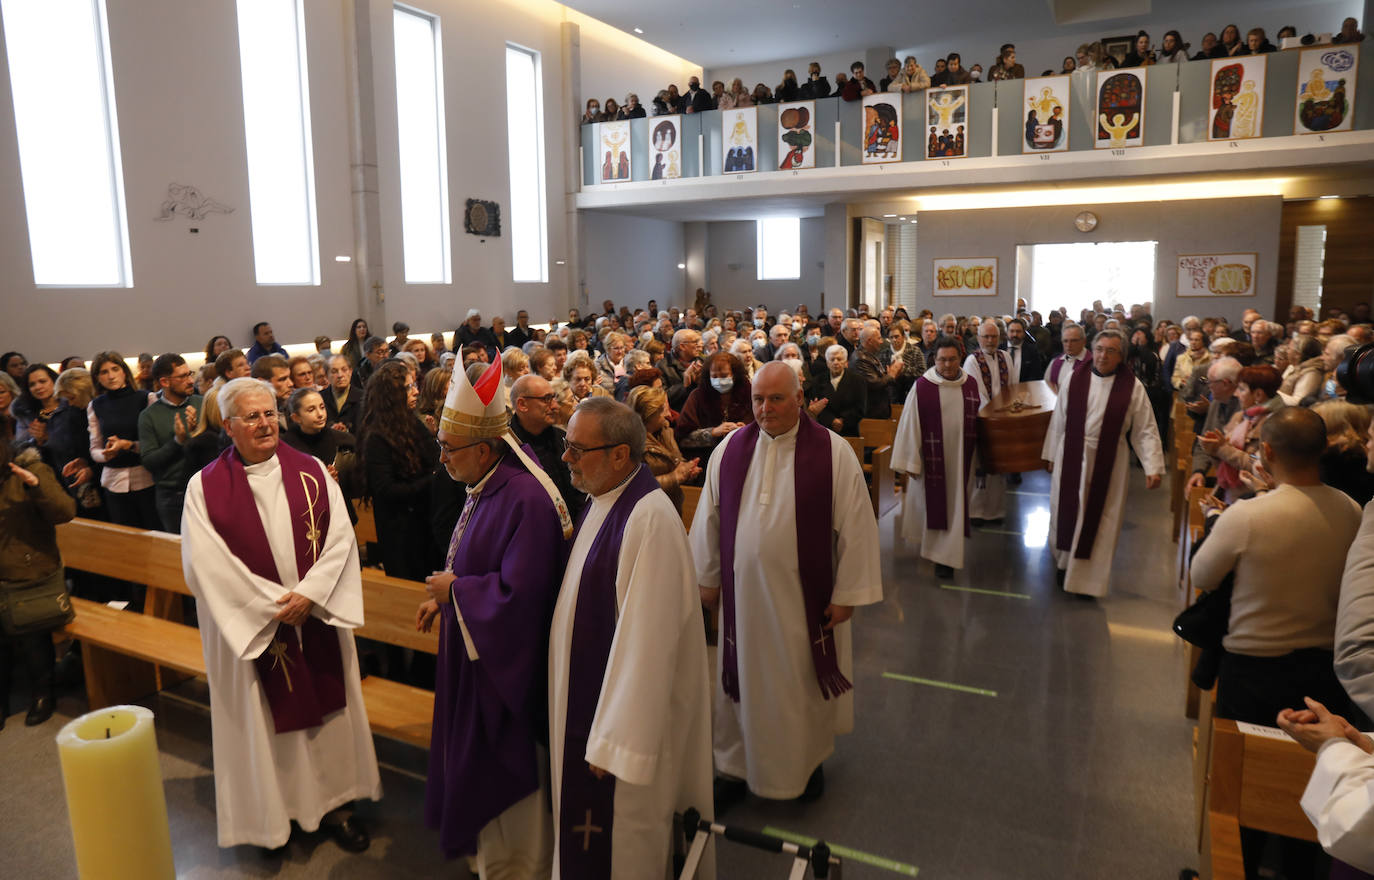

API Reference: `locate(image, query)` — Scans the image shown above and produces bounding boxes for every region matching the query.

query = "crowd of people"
[9,288,1374,875]
[581,16,1364,124]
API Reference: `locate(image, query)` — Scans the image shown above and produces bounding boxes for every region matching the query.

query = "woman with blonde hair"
[628,385,701,514]
[1313,400,1374,505]
[554,352,610,426]
[47,368,99,511]
[416,366,452,436]
[501,348,529,394]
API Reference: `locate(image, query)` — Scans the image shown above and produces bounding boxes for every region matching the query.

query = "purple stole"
[718,417,851,703]
[559,464,660,880]
[1055,363,1136,560]
[973,349,1009,400]
[1048,353,1081,387]
[914,375,982,536]
[200,443,345,734]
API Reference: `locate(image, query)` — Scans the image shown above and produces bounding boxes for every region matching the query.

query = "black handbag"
[1172,578,1233,649]
[0,569,75,636]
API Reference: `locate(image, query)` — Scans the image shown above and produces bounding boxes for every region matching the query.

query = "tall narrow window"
[1292,225,1327,314]
[1,0,130,286]
[505,44,546,283]
[757,218,800,280]
[393,5,450,283]
[236,0,319,285]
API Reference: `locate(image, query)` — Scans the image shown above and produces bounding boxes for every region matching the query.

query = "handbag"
[1172,576,1233,650]
[0,569,75,636]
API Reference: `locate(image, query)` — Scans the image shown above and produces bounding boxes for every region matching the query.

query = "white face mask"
[754,318,765,328]
[641,331,653,344]
[710,376,734,393]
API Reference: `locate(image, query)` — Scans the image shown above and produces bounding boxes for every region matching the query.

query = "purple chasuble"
[424,455,569,859]
[717,417,851,703]
[1055,364,1137,559]
[200,443,345,734]
[559,464,660,880]
[914,375,982,535]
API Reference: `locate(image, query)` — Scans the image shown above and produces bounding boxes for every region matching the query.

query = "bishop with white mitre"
[182,377,380,852]
[962,320,1013,521]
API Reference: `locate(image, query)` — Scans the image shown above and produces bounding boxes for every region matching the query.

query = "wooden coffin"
[977,380,1057,474]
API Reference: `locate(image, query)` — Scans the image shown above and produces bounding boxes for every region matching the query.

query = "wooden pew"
[57,519,437,748]
[680,485,702,532]
[1205,719,1318,880]
[1178,485,1211,720]
[846,436,896,519]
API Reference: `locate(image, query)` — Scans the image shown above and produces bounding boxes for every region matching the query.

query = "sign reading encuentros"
[1177,252,1257,297]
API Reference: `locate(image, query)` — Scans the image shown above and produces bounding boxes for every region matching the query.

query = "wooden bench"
[1204,718,1318,880]
[680,485,702,532]
[57,519,437,748]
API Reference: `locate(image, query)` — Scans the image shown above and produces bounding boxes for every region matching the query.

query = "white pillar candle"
[56,705,175,880]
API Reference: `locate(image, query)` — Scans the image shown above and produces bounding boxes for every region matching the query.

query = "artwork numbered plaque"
[722,106,758,173]
[925,85,969,159]
[1209,56,1266,140]
[777,101,816,169]
[1295,45,1358,134]
[1022,75,1070,153]
[861,93,901,163]
[1096,69,1146,149]
[649,115,682,180]
[598,120,631,182]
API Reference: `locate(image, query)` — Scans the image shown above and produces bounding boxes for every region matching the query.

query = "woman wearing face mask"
[806,344,867,436]
[282,387,358,523]
[775,343,808,384]
[676,351,752,457]
[581,98,601,125]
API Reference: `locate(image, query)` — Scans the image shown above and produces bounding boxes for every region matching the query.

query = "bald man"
[510,373,584,520]
[962,321,1013,522]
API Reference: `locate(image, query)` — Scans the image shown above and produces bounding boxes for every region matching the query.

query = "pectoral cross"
[268,639,294,692]
[814,626,829,656]
[571,809,602,851]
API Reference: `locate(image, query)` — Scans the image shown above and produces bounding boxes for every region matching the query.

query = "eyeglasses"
[565,441,622,461]
[519,393,557,403]
[438,440,486,456]
[230,411,275,428]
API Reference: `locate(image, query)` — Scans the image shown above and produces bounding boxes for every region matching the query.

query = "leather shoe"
[797,764,825,802]
[327,817,370,853]
[933,564,955,579]
[25,695,55,726]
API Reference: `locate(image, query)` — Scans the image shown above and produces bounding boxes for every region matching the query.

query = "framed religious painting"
[933,257,998,295]
[649,116,682,180]
[777,101,816,169]
[925,85,969,160]
[1209,56,1266,140]
[1295,45,1358,134]
[1022,75,1070,153]
[1095,69,1146,149]
[861,93,901,163]
[721,106,758,174]
[598,120,631,183]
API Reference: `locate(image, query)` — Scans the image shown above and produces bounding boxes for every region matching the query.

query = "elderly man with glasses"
[509,372,584,519]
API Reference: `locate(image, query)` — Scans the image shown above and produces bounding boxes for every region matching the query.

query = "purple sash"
[559,464,660,880]
[201,443,345,734]
[973,350,1009,401]
[1048,353,1081,387]
[1055,364,1136,560]
[718,417,850,702]
[914,375,982,536]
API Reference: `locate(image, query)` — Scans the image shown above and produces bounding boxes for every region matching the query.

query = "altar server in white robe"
[181,378,380,851]
[692,362,882,805]
[892,337,983,577]
[548,397,714,880]
[1041,330,1164,598]
[1278,697,1374,874]
[961,320,1012,521]
[1045,323,1090,392]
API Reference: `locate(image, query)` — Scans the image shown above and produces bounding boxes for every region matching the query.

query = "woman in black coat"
[281,387,358,524]
[358,362,437,582]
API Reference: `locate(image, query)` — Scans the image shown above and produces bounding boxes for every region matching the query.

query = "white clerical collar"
[244,452,281,476]
[924,367,964,385]
[757,420,799,506]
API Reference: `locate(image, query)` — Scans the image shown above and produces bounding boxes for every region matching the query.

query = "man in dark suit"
[1004,317,1044,382]
[506,310,533,349]
[684,76,714,113]
[806,344,867,436]
[851,326,901,419]
[455,309,496,351]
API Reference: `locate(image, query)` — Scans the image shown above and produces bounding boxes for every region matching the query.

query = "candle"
[55,705,175,880]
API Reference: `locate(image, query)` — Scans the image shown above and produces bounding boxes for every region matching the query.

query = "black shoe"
[797,765,825,802]
[54,650,83,687]
[258,844,288,860]
[1055,568,1066,587]
[24,694,55,726]
[1072,593,1096,602]
[713,776,747,815]
[327,817,370,853]
[933,564,955,579]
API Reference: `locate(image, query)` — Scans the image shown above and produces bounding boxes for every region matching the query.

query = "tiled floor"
[1,468,1197,879]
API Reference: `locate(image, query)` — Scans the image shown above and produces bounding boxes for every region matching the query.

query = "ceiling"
[561,0,1345,70]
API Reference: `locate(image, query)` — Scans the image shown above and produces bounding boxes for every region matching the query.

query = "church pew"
[680,485,701,532]
[1179,485,1212,720]
[845,436,896,519]
[57,519,438,748]
[1204,719,1318,880]
[890,403,903,424]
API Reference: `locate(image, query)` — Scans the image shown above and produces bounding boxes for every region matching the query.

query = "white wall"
[569,10,701,112]
[704,217,827,313]
[580,212,685,312]
[704,49,859,97]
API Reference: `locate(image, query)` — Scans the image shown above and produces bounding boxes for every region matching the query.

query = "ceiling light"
[633,27,643,34]
[1319,194,1339,199]
[677,263,686,269]
[334,255,351,262]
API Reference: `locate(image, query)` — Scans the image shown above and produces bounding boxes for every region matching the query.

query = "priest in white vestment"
[1041,330,1164,598]
[892,337,983,577]
[692,362,882,804]
[1278,696,1374,874]
[1045,323,1089,392]
[182,378,380,852]
[548,396,714,880]
[962,320,1013,522]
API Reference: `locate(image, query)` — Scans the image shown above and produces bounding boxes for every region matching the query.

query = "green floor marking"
[882,671,999,697]
[761,827,919,877]
[940,584,1029,600]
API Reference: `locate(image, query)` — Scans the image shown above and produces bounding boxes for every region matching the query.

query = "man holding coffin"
[963,320,1013,522]
[181,377,380,853]
[1045,323,1089,392]
[891,337,983,579]
[1042,329,1165,598]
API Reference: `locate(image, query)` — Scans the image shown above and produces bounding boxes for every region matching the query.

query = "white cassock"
[1045,351,1088,392]
[548,479,714,880]
[962,349,1011,519]
[1040,367,1165,597]
[182,455,381,848]
[691,421,882,798]
[891,368,975,569]
[1300,739,1374,873]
